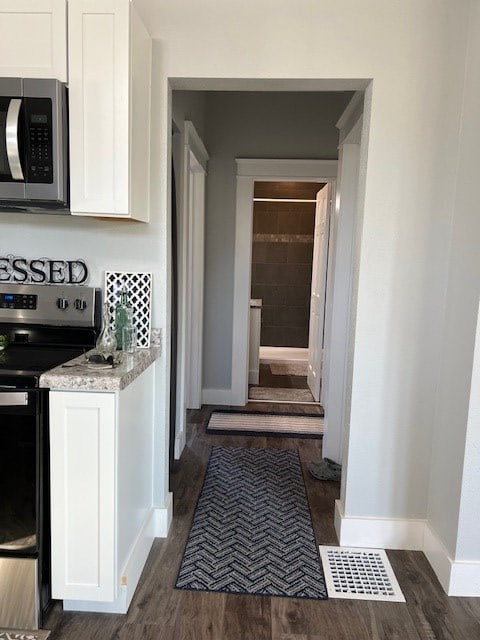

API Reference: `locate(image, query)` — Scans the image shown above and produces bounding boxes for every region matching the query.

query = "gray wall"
[172,90,208,141]
[201,91,352,390]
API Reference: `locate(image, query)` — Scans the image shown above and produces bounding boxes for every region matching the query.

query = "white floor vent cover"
[319,546,406,602]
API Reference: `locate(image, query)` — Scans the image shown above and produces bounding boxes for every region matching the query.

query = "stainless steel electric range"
[0,283,100,630]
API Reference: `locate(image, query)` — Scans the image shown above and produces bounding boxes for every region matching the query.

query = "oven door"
[0,387,50,629]
[0,389,41,555]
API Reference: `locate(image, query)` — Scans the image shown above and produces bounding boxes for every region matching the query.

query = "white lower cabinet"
[49,365,155,610]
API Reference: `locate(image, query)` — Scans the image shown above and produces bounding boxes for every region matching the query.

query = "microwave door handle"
[6,98,24,181]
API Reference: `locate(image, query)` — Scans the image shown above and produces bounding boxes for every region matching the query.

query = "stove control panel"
[0,284,100,328]
[0,293,37,310]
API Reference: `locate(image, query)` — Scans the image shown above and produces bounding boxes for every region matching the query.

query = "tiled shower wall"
[251,182,323,348]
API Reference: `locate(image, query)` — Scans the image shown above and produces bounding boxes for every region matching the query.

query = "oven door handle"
[6,98,25,181]
[0,391,28,406]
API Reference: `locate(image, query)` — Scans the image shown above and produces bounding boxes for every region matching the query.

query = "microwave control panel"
[24,98,53,184]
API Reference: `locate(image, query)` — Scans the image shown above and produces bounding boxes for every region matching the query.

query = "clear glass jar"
[96,302,116,357]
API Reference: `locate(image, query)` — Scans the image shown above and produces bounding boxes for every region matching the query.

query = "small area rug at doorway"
[269,361,309,376]
[175,446,327,600]
[249,387,315,403]
[0,631,50,640]
[207,410,324,438]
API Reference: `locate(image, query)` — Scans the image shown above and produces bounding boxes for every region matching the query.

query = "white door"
[307,184,331,401]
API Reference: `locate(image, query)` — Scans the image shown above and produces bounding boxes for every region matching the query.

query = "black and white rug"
[207,411,324,438]
[175,446,327,600]
[0,631,50,640]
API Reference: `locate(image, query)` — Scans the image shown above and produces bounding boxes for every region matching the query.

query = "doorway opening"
[248,180,326,405]
[170,85,367,463]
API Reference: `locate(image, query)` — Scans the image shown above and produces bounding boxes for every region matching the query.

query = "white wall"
[2,0,476,565]
[0,214,164,320]
[427,0,480,560]
[201,91,351,390]
[136,0,471,529]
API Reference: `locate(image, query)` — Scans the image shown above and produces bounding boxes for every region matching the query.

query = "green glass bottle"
[115,285,131,349]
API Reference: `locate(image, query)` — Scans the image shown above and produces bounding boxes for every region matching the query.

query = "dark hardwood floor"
[44,405,480,639]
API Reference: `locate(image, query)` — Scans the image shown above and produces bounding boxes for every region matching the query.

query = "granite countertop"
[39,346,162,392]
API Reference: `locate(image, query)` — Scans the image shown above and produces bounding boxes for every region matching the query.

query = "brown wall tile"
[253,210,278,234]
[254,181,325,200]
[287,243,314,264]
[285,285,311,307]
[277,210,315,235]
[252,242,288,264]
[251,192,316,348]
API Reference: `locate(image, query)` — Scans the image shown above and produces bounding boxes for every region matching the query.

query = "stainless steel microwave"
[0,78,68,212]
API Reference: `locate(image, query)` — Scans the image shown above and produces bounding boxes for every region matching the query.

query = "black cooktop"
[0,344,86,387]
[0,324,98,388]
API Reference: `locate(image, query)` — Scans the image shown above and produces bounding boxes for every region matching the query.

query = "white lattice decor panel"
[105,272,152,348]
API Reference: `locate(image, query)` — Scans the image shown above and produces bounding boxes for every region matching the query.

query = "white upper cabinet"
[68,0,152,220]
[0,0,67,81]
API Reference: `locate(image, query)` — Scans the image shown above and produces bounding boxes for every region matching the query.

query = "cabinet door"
[50,391,117,601]
[68,0,129,216]
[0,0,67,81]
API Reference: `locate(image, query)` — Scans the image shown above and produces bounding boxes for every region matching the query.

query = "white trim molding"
[424,524,480,597]
[184,121,209,172]
[232,159,338,405]
[153,493,174,538]
[175,120,209,460]
[236,158,338,179]
[335,501,480,596]
[174,429,186,460]
[334,500,426,551]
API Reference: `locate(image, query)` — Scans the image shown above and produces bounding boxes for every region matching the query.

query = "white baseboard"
[334,500,426,550]
[174,428,186,460]
[424,523,480,596]
[63,594,128,614]
[202,387,235,405]
[153,493,173,538]
[335,501,480,596]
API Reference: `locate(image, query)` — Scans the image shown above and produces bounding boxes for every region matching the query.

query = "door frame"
[232,158,337,405]
[307,183,332,402]
[321,114,363,463]
[174,121,208,458]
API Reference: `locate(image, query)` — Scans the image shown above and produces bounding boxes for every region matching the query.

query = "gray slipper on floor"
[308,459,341,481]
[323,457,342,471]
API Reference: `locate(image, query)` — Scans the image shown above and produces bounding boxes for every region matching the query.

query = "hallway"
[248,362,317,403]
[44,409,480,639]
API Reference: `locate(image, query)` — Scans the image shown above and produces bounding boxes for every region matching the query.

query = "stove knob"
[57,297,69,310]
[74,298,87,311]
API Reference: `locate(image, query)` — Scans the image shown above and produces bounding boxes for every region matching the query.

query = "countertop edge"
[39,346,162,392]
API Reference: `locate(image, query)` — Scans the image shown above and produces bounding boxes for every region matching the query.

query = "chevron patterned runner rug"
[175,446,327,600]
